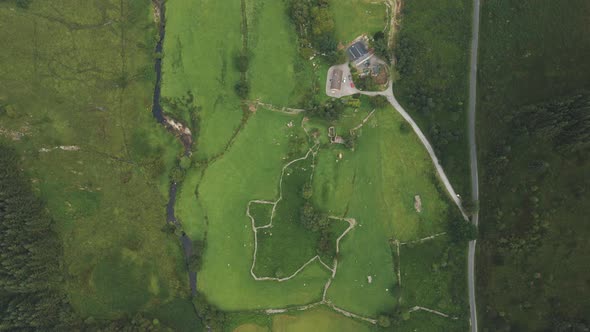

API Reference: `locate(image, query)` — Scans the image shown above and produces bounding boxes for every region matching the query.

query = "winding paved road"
[467,0,481,331]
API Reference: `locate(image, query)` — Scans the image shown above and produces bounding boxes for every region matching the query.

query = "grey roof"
[330,69,343,90]
[347,41,369,61]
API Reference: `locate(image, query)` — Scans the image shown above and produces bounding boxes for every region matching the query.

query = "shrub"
[16,0,31,9]
[448,219,477,244]
[399,122,411,134]
[378,315,391,327]
[234,79,249,99]
[235,54,249,72]
[369,95,389,109]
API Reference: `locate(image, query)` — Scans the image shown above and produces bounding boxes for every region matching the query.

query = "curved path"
[467,0,481,330]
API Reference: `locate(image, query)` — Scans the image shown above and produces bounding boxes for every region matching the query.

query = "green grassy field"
[252,152,320,277]
[272,307,372,332]
[161,0,244,159]
[319,108,452,317]
[393,0,472,197]
[331,0,387,44]
[476,1,590,330]
[196,109,330,309]
[0,0,194,324]
[247,0,314,107]
[190,97,465,327]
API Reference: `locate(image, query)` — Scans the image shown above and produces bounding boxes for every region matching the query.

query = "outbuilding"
[330,68,343,92]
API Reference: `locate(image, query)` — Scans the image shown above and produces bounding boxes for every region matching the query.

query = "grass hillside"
[476,1,590,330]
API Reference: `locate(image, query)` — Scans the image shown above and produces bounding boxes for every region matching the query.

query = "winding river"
[151,0,196,296]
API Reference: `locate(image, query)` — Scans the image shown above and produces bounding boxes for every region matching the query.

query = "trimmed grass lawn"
[162,0,244,159]
[318,107,451,316]
[197,110,330,309]
[0,0,191,321]
[331,0,387,44]
[272,307,371,332]
[247,0,314,107]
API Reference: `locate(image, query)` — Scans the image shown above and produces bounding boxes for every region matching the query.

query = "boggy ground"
[0,0,196,329]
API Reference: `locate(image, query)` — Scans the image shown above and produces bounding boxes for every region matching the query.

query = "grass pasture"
[272,307,372,332]
[196,109,330,310]
[331,0,388,44]
[253,154,319,277]
[161,0,244,159]
[0,0,193,323]
[315,107,453,317]
[247,0,314,107]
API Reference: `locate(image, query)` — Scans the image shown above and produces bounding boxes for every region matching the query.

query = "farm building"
[330,68,343,92]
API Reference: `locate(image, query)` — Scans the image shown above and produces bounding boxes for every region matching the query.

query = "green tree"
[372,31,390,61]
[448,219,477,244]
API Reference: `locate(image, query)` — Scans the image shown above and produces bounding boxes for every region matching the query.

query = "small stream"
[152,0,196,296]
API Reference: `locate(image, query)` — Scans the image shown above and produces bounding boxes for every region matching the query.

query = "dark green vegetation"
[476,1,590,330]
[396,236,469,330]
[0,0,199,330]
[393,0,472,196]
[372,31,390,62]
[287,0,341,63]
